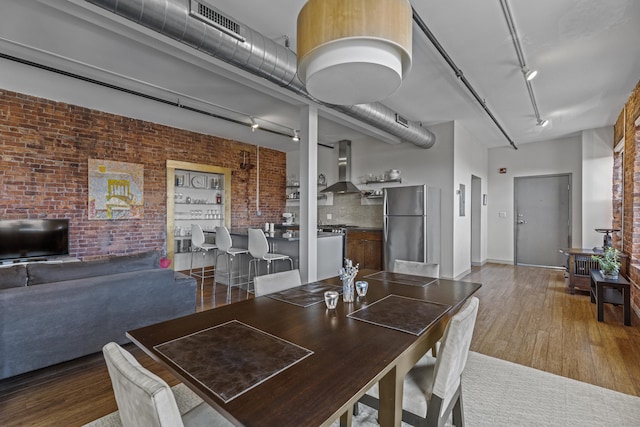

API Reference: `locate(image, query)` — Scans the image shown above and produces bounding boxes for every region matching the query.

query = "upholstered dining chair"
[189,223,217,292]
[214,226,249,303]
[102,342,232,427]
[253,269,302,297]
[247,228,294,290]
[358,296,479,427]
[393,259,440,278]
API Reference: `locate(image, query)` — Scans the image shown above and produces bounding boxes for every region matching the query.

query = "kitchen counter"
[228,228,340,241]
[205,228,344,281]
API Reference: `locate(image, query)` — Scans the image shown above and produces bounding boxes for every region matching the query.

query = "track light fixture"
[523,67,538,81]
[292,130,300,142]
[250,117,259,131]
[537,119,549,127]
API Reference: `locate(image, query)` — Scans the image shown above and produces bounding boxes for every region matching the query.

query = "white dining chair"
[253,269,302,297]
[189,224,217,292]
[247,228,294,293]
[393,259,440,278]
[358,296,479,427]
[214,226,249,303]
[102,342,232,427]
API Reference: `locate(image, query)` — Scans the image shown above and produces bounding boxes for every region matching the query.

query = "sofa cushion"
[27,251,160,286]
[0,265,28,289]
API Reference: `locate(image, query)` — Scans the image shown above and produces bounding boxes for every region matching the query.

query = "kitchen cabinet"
[167,160,232,271]
[345,229,383,270]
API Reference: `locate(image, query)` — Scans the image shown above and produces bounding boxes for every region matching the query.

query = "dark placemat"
[268,282,342,307]
[154,320,313,402]
[348,295,451,335]
[365,271,437,287]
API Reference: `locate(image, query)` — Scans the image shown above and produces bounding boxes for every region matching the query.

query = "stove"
[319,224,356,233]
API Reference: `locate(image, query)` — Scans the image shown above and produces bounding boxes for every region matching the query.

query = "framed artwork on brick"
[88,159,144,220]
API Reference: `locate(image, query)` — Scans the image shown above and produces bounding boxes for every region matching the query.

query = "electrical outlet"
[256,210,262,216]
[327,213,332,220]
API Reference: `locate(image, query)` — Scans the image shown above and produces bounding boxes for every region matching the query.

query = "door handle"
[517,220,527,224]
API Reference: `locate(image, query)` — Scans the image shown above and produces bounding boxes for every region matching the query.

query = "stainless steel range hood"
[321,141,360,194]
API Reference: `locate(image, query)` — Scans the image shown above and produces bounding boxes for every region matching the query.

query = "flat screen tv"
[0,219,69,262]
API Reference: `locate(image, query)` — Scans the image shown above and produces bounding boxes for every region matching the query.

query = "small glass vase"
[601,269,619,280]
[342,276,355,303]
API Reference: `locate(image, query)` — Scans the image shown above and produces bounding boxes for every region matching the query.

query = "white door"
[515,174,571,267]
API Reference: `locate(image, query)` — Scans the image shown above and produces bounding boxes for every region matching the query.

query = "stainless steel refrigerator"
[383,185,440,271]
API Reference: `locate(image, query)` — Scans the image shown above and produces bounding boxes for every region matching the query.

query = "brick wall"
[0,90,286,259]
[613,80,640,315]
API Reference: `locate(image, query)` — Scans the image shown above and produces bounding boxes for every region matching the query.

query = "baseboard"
[454,268,472,281]
[485,258,513,265]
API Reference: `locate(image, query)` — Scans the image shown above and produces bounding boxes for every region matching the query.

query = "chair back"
[248,228,269,258]
[254,269,302,297]
[431,296,479,409]
[191,224,205,249]
[392,259,439,278]
[215,226,233,253]
[102,342,184,427]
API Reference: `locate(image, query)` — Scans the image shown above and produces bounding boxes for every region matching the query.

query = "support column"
[299,105,319,282]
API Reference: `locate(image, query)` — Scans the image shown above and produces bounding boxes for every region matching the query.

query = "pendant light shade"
[297,0,413,105]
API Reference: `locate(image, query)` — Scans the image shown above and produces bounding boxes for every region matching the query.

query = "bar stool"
[189,224,217,293]
[247,228,293,296]
[214,226,249,303]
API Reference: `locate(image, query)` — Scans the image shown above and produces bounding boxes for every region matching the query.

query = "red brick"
[0,90,286,260]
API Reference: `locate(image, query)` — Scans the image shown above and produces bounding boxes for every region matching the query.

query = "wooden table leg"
[597,283,604,322]
[624,285,631,326]
[339,408,353,427]
[378,366,403,427]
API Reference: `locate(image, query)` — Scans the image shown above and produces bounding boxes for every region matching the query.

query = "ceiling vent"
[189,0,245,42]
[395,114,409,128]
[86,0,436,148]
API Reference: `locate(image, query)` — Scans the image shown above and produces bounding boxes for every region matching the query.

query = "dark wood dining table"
[126,269,481,427]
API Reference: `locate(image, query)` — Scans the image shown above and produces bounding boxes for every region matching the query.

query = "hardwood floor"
[1,264,639,426]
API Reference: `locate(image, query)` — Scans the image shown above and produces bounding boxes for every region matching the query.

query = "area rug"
[85,351,640,426]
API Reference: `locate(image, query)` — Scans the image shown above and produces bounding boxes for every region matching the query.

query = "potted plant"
[592,247,621,279]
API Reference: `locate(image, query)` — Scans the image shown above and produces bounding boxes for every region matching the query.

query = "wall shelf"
[167,160,232,270]
[364,178,402,185]
[286,183,327,188]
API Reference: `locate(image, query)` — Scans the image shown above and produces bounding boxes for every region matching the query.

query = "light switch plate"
[499,211,507,218]
[327,213,332,220]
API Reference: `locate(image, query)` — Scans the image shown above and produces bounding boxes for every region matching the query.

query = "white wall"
[581,127,615,249]
[453,122,489,278]
[289,122,456,275]
[487,135,583,263]
[350,122,456,277]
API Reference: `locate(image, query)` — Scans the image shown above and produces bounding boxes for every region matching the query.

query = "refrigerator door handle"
[384,215,389,240]
[423,214,428,263]
[383,190,388,216]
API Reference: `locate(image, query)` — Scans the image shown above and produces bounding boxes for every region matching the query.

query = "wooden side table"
[589,269,631,326]
[561,248,629,294]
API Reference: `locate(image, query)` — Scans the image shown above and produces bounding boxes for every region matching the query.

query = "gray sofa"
[0,251,197,379]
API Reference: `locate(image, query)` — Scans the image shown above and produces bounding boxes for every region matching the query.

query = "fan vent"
[395,114,409,128]
[190,1,245,42]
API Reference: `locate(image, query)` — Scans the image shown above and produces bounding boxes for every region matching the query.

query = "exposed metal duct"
[84,0,436,149]
[321,140,361,194]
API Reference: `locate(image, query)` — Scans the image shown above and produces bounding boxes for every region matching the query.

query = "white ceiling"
[1,0,639,152]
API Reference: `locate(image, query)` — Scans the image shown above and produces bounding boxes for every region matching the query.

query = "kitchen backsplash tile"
[288,193,383,228]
